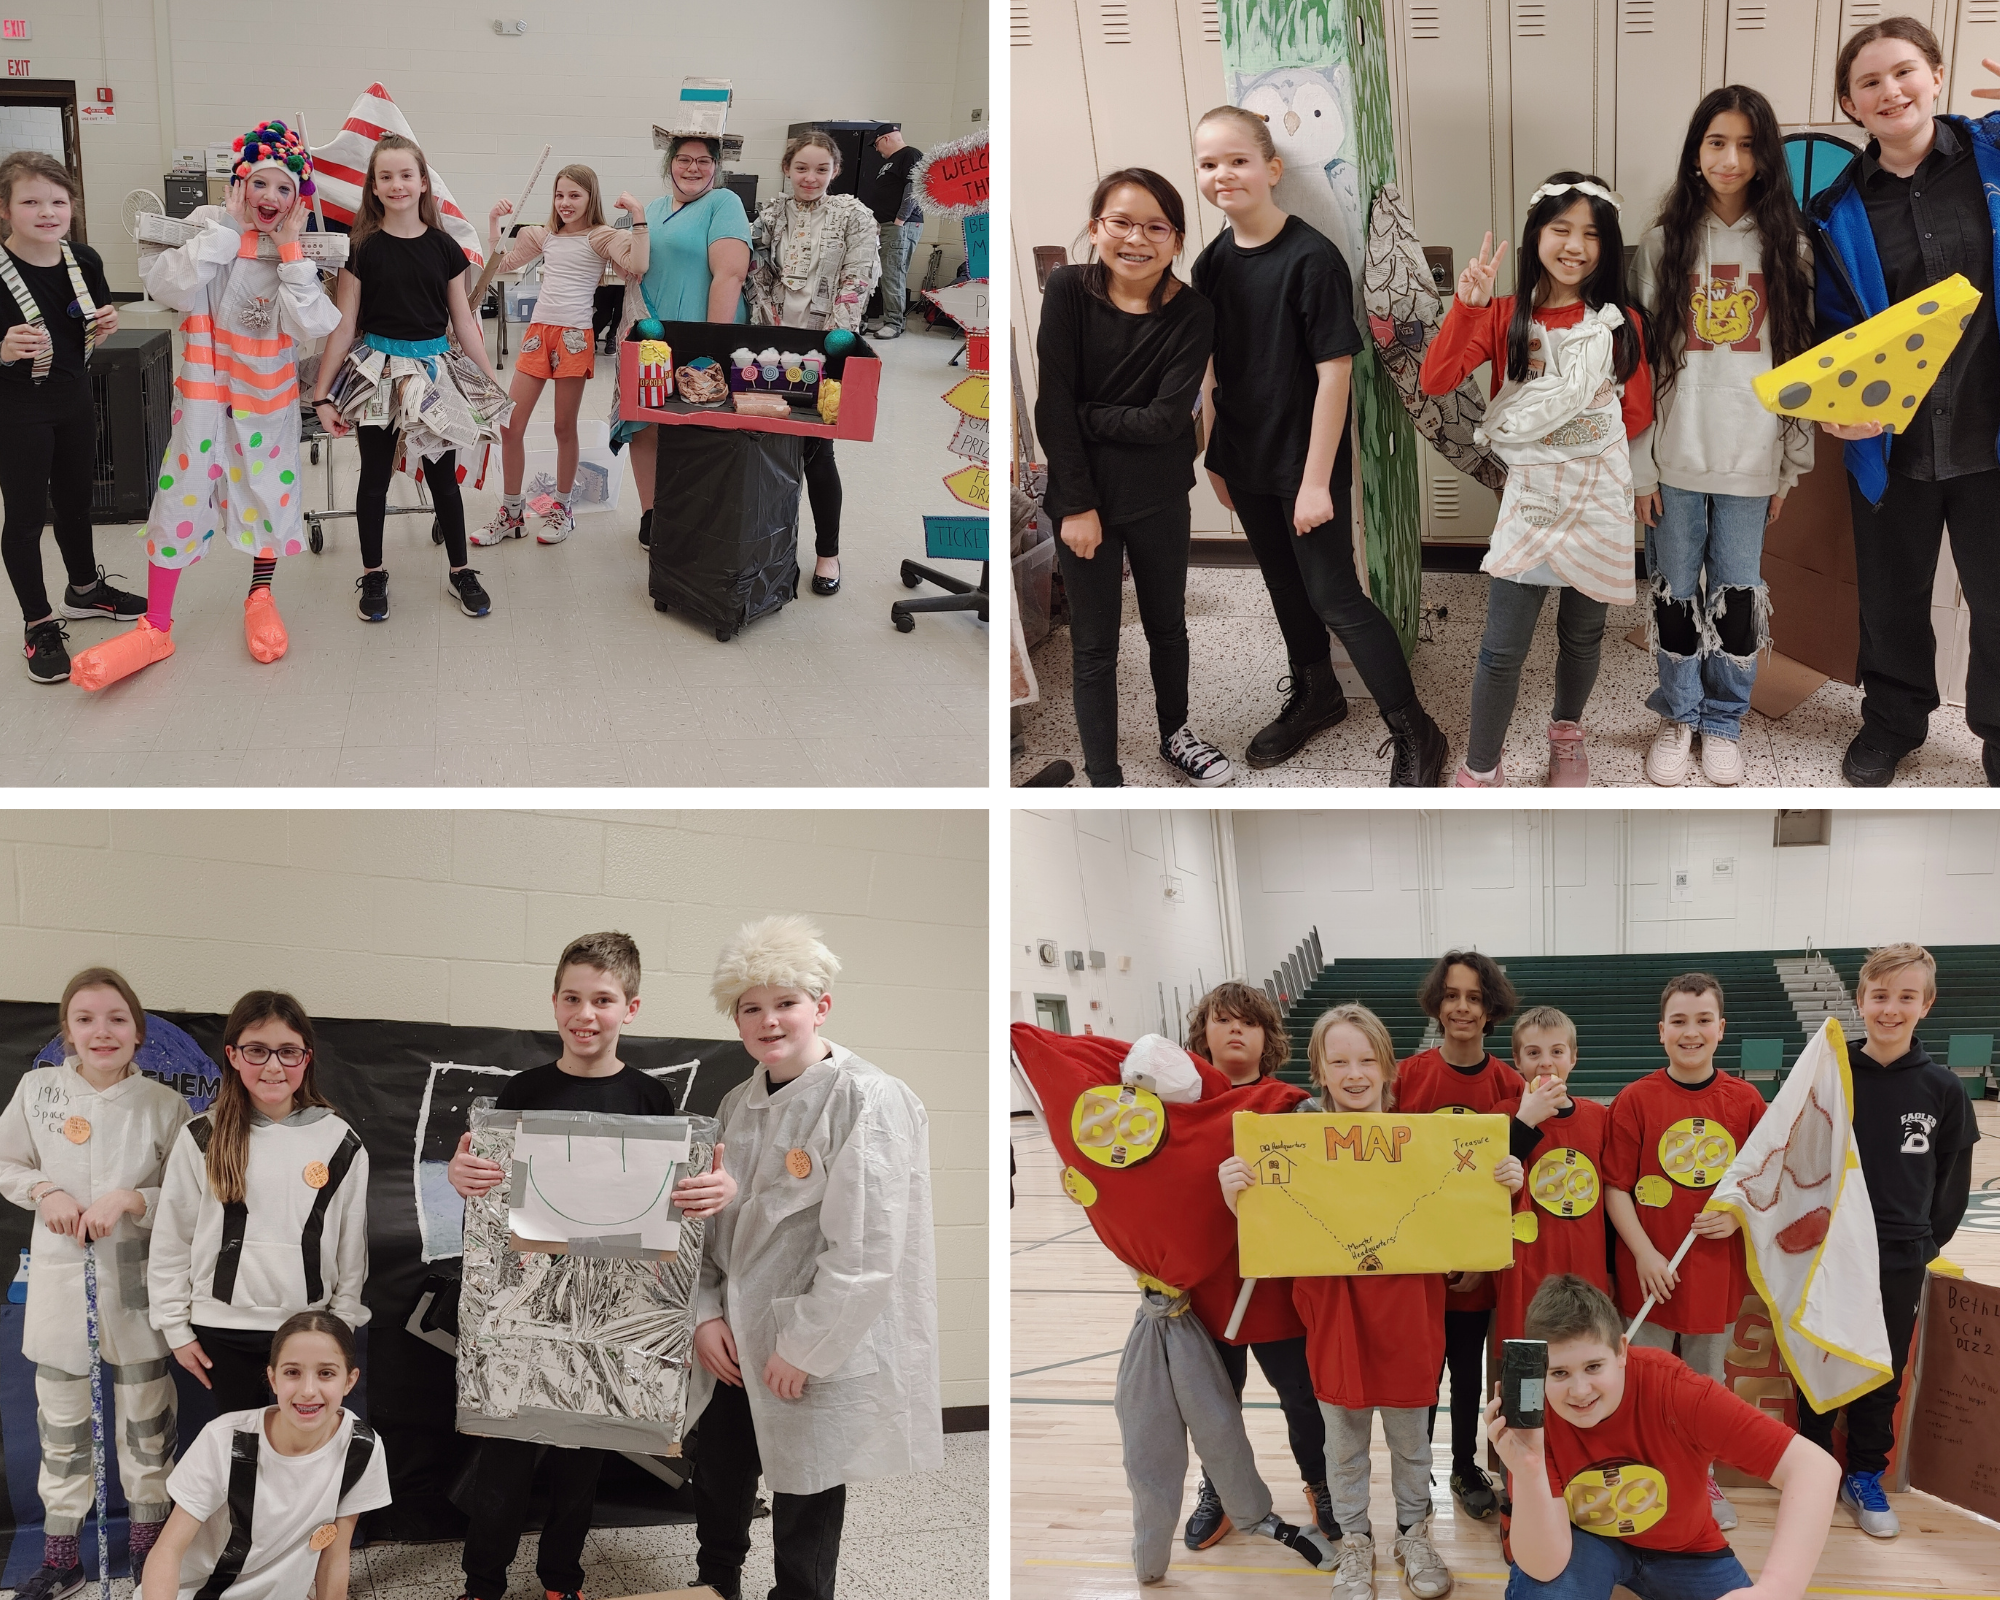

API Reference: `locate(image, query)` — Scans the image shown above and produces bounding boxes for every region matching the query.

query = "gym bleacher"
[1272,946,2000,1103]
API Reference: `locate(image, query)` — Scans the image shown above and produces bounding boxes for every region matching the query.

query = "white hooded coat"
[0,1064,191,1368]
[690,1042,942,1495]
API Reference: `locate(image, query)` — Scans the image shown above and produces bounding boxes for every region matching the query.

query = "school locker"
[1949,0,2000,114]
[1172,0,1238,535]
[1508,0,1617,225]
[1726,0,1824,126]
[1616,0,1713,229]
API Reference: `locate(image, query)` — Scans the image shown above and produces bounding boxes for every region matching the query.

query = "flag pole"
[466,144,551,321]
[1624,1227,1700,1341]
[1223,1277,1257,1340]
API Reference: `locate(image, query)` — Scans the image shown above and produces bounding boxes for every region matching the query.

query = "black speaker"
[723,172,758,213]
[785,119,896,200]
[90,329,173,524]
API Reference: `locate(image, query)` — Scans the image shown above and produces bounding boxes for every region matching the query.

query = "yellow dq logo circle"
[1565,1463,1670,1537]
[1659,1117,1736,1188]
[1071,1084,1166,1170]
[1529,1147,1600,1217]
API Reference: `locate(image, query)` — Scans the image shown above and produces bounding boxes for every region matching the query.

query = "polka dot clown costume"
[70,120,339,692]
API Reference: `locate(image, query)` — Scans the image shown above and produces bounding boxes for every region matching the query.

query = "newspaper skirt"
[329,343,514,487]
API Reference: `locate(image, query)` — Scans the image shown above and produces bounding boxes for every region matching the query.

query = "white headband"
[1529,179,1622,213]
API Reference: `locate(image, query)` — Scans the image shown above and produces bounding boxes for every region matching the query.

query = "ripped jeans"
[1644,485,1770,740]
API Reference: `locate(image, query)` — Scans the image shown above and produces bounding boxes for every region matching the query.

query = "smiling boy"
[1488,1275,1838,1600]
[1795,943,1979,1537]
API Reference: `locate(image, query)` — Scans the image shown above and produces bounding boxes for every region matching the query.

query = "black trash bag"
[650,424,804,640]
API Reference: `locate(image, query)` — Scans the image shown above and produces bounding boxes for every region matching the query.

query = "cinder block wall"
[0,808,989,1408]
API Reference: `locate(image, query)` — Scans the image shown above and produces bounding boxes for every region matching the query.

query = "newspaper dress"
[139,208,340,566]
[328,340,514,488]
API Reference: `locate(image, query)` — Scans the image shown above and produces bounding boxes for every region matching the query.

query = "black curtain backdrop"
[0,1000,757,1568]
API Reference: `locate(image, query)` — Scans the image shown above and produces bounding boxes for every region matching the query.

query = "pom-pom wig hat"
[232,118,316,198]
[711,914,841,1015]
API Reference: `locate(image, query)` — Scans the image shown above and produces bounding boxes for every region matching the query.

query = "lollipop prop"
[467,143,551,318]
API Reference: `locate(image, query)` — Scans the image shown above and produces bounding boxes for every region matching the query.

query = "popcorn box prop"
[620,322,879,442]
[520,418,623,512]
[1755,274,1982,426]
[637,339,674,408]
[728,345,824,399]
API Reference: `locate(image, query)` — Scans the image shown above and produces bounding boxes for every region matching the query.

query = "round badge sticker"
[786,1148,813,1179]
[1659,1117,1736,1189]
[62,1116,91,1145]
[1070,1083,1166,1170]
[1529,1147,1601,1217]
[308,1520,338,1551]
[1633,1174,1675,1208]
[1435,1105,1476,1115]
[1511,1210,1540,1244]
[1061,1166,1099,1208]
[302,1161,330,1190]
[1564,1463,1670,1537]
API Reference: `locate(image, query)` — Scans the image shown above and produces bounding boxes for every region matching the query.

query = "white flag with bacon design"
[309,83,485,266]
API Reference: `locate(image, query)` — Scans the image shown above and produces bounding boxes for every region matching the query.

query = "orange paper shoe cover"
[70,618,175,692]
[243,589,288,662]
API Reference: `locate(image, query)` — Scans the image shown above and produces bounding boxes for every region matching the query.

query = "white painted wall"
[0,808,988,1408]
[7,0,987,293]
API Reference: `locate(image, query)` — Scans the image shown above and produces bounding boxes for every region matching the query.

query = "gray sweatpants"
[1628,1322,1729,1383]
[1321,1402,1433,1539]
[1115,1287,1274,1582]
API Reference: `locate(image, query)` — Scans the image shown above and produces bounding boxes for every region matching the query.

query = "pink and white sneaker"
[537,502,575,545]
[1453,761,1505,787]
[472,503,526,547]
[1547,720,1589,787]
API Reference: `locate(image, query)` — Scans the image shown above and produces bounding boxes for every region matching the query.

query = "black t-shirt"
[1847,1040,1980,1269]
[494,1061,680,1115]
[0,241,113,392]
[348,226,468,342]
[1191,214,1362,498]
[1033,264,1215,524]
[864,146,923,224]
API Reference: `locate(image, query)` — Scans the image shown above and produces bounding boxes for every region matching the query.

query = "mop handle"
[467,143,552,314]
[1223,1277,1257,1340]
[1623,1227,1699,1341]
[297,111,327,237]
[82,1240,110,1600]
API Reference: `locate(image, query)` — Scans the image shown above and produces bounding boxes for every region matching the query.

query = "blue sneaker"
[1839,1469,1899,1538]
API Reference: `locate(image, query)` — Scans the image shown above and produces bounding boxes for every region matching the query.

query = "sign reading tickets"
[1232,1111,1514,1278]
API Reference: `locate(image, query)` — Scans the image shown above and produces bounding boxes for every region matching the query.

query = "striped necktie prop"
[0,241,97,382]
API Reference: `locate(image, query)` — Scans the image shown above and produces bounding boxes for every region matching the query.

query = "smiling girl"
[142,1310,389,1600]
[1420,173,1653,787]
[1036,168,1226,787]
[149,991,369,1416]
[0,968,190,1596]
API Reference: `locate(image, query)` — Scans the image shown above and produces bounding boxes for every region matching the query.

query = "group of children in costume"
[0,918,940,1600]
[1018,939,1979,1600]
[1036,17,2000,789]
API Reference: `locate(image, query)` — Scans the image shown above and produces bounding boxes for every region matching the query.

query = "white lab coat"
[0,1064,191,1368]
[691,1042,942,1495]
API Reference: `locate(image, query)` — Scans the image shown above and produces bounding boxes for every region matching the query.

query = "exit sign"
[6,59,28,76]
[0,20,28,40]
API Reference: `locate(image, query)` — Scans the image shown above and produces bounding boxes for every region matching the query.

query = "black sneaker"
[448,567,492,618]
[356,570,390,622]
[60,567,146,622]
[1184,1469,1231,1549]
[1246,659,1348,768]
[1304,1480,1340,1541]
[637,508,653,548]
[17,1564,86,1600]
[23,619,70,683]
[1452,1466,1500,1520]
[1841,732,1902,787]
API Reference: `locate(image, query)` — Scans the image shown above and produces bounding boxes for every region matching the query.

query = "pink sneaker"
[1454,761,1505,787]
[70,617,174,691]
[1547,720,1589,787]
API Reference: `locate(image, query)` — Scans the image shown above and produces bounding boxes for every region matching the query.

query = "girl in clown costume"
[71,120,337,691]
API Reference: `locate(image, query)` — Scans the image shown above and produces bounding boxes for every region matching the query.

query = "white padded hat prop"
[711,914,842,1014]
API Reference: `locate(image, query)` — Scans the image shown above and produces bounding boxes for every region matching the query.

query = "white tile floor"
[7,325,987,789]
[2,1432,986,1600]
[1013,567,1990,788]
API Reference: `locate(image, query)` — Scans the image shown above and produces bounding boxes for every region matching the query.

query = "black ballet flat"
[810,569,841,596]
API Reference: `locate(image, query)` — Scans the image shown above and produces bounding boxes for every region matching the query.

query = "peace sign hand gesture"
[1458,232,1510,308]
[1970,56,2000,97]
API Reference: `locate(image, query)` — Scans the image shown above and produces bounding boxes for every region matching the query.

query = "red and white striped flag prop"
[1707,1017,1893,1412]
[309,83,485,266]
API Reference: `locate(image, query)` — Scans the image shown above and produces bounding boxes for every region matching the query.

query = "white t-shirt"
[168,1408,392,1600]
[530,233,605,330]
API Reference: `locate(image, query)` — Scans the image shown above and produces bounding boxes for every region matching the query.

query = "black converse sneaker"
[355,570,390,622]
[16,1565,86,1600]
[60,566,146,621]
[23,619,71,683]
[448,568,492,618]
[1161,725,1235,787]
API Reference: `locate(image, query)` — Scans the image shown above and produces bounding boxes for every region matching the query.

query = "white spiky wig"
[710,914,842,1015]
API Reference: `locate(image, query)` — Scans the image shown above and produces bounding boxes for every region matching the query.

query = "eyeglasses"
[674,157,717,171]
[232,1043,310,1067]
[1094,215,1178,244]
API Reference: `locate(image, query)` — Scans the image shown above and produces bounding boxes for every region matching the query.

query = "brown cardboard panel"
[1747,649,1828,720]
[1905,1272,2000,1523]
[1762,552,1859,686]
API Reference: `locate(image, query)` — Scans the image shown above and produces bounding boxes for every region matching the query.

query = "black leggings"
[355,426,467,569]
[0,379,102,624]
[1213,1333,1328,1486]
[803,436,840,559]
[1428,1308,1489,1476]
[189,1323,275,1416]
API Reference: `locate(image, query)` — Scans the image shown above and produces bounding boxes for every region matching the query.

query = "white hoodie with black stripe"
[148,1105,371,1348]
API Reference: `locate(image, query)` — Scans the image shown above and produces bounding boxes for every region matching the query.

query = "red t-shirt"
[1398,1046,1526,1312]
[1603,1068,1767,1334]
[1418,294,1656,443]
[1540,1345,1794,1553]
[1493,1097,1613,1346]
[1010,1024,1310,1341]
[1294,1270,1446,1409]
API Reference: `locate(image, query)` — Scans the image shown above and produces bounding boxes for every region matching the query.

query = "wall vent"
[1515,2,1546,36]
[1411,3,1442,38]
[1011,1,1032,44]
[1623,0,1654,31]
[1201,0,1222,42]
[1430,476,1462,518]
[1733,2,1767,27]
[1968,0,1999,20]
[1101,2,1132,43]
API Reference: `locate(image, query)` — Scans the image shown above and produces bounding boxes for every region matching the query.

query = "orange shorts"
[515,321,595,380]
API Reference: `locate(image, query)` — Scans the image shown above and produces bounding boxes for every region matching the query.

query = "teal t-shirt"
[641,188,752,324]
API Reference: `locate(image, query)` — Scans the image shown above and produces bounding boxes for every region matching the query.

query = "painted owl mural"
[1232,64,1366,279]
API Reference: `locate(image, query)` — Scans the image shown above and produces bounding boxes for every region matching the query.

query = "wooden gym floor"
[1009,1102,2000,1600]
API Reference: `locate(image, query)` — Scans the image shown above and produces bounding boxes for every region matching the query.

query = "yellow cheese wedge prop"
[1754,274,1980,426]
